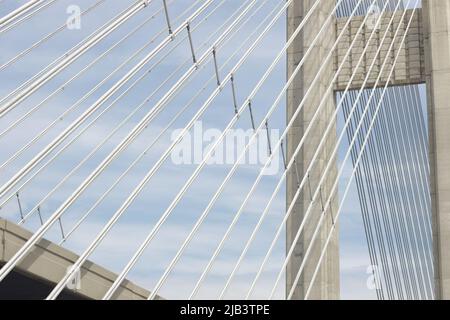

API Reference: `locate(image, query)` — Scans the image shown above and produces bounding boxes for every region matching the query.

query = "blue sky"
[0,0,426,300]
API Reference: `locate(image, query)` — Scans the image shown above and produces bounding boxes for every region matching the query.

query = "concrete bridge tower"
[287,0,450,300]
[423,0,450,300]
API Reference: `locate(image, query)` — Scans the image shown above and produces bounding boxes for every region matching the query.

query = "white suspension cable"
[0,0,107,72]
[284,1,416,300]
[396,86,433,236]
[102,0,285,300]
[0,0,428,302]
[59,0,271,246]
[394,86,434,280]
[97,0,298,300]
[408,86,430,172]
[197,0,400,300]
[0,0,214,202]
[244,0,398,300]
[17,0,248,228]
[148,0,354,300]
[266,1,408,300]
[0,0,138,106]
[207,0,392,300]
[17,44,195,226]
[0,0,58,34]
[0,0,152,119]
[0,1,171,140]
[0,0,217,285]
[0,1,205,212]
[304,2,420,299]
[0,4,169,167]
[0,0,194,170]
[0,0,44,30]
[216,0,387,300]
[44,0,277,300]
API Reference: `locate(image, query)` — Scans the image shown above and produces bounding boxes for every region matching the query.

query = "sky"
[0,0,425,300]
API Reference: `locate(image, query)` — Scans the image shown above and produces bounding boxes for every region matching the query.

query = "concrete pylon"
[423,0,450,300]
[286,0,340,300]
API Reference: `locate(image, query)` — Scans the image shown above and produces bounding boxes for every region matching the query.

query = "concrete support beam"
[423,0,450,300]
[0,218,157,300]
[287,1,449,300]
[286,0,339,300]
[334,9,425,91]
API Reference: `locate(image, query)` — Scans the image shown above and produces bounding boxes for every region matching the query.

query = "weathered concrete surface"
[286,0,339,300]
[334,9,425,91]
[423,0,450,300]
[0,218,155,300]
[287,1,449,300]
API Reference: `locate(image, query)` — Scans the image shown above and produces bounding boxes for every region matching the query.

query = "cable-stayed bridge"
[0,0,448,300]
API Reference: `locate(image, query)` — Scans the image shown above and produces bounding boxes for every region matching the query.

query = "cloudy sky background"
[0,0,424,299]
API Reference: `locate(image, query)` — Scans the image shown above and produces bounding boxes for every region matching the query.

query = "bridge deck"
[0,218,155,300]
